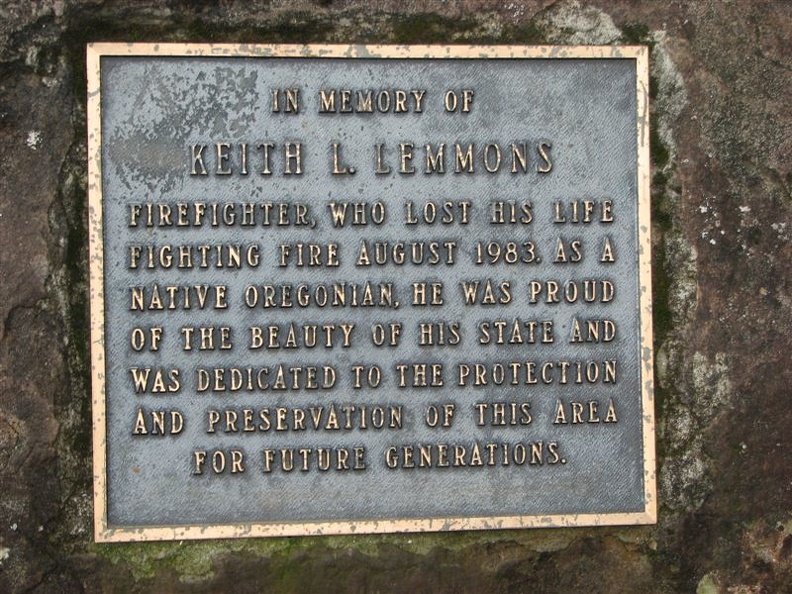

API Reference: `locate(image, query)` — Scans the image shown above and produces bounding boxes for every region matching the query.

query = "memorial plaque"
[87,44,655,542]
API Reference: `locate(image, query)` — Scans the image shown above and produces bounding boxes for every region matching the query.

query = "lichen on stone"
[535,0,621,45]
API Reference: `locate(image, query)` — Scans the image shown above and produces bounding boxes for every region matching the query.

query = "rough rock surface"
[0,1,789,592]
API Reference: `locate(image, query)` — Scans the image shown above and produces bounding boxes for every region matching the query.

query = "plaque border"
[87,43,655,543]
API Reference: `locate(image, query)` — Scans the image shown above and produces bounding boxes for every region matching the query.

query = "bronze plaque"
[87,44,655,542]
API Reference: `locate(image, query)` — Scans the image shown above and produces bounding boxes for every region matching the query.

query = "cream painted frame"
[87,43,655,542]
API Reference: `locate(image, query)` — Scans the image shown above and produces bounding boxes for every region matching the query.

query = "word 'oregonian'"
[127,279,613,310]
[188,141,553,176]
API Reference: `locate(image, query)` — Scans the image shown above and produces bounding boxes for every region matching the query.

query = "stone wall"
[0,1,789,592]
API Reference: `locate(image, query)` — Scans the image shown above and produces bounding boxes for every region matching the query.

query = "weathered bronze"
[87,44,654,542]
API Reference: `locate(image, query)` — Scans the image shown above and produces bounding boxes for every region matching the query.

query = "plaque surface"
[87,44,654,542]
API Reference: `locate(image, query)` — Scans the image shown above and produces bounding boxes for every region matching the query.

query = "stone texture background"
[0,1,790,592]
